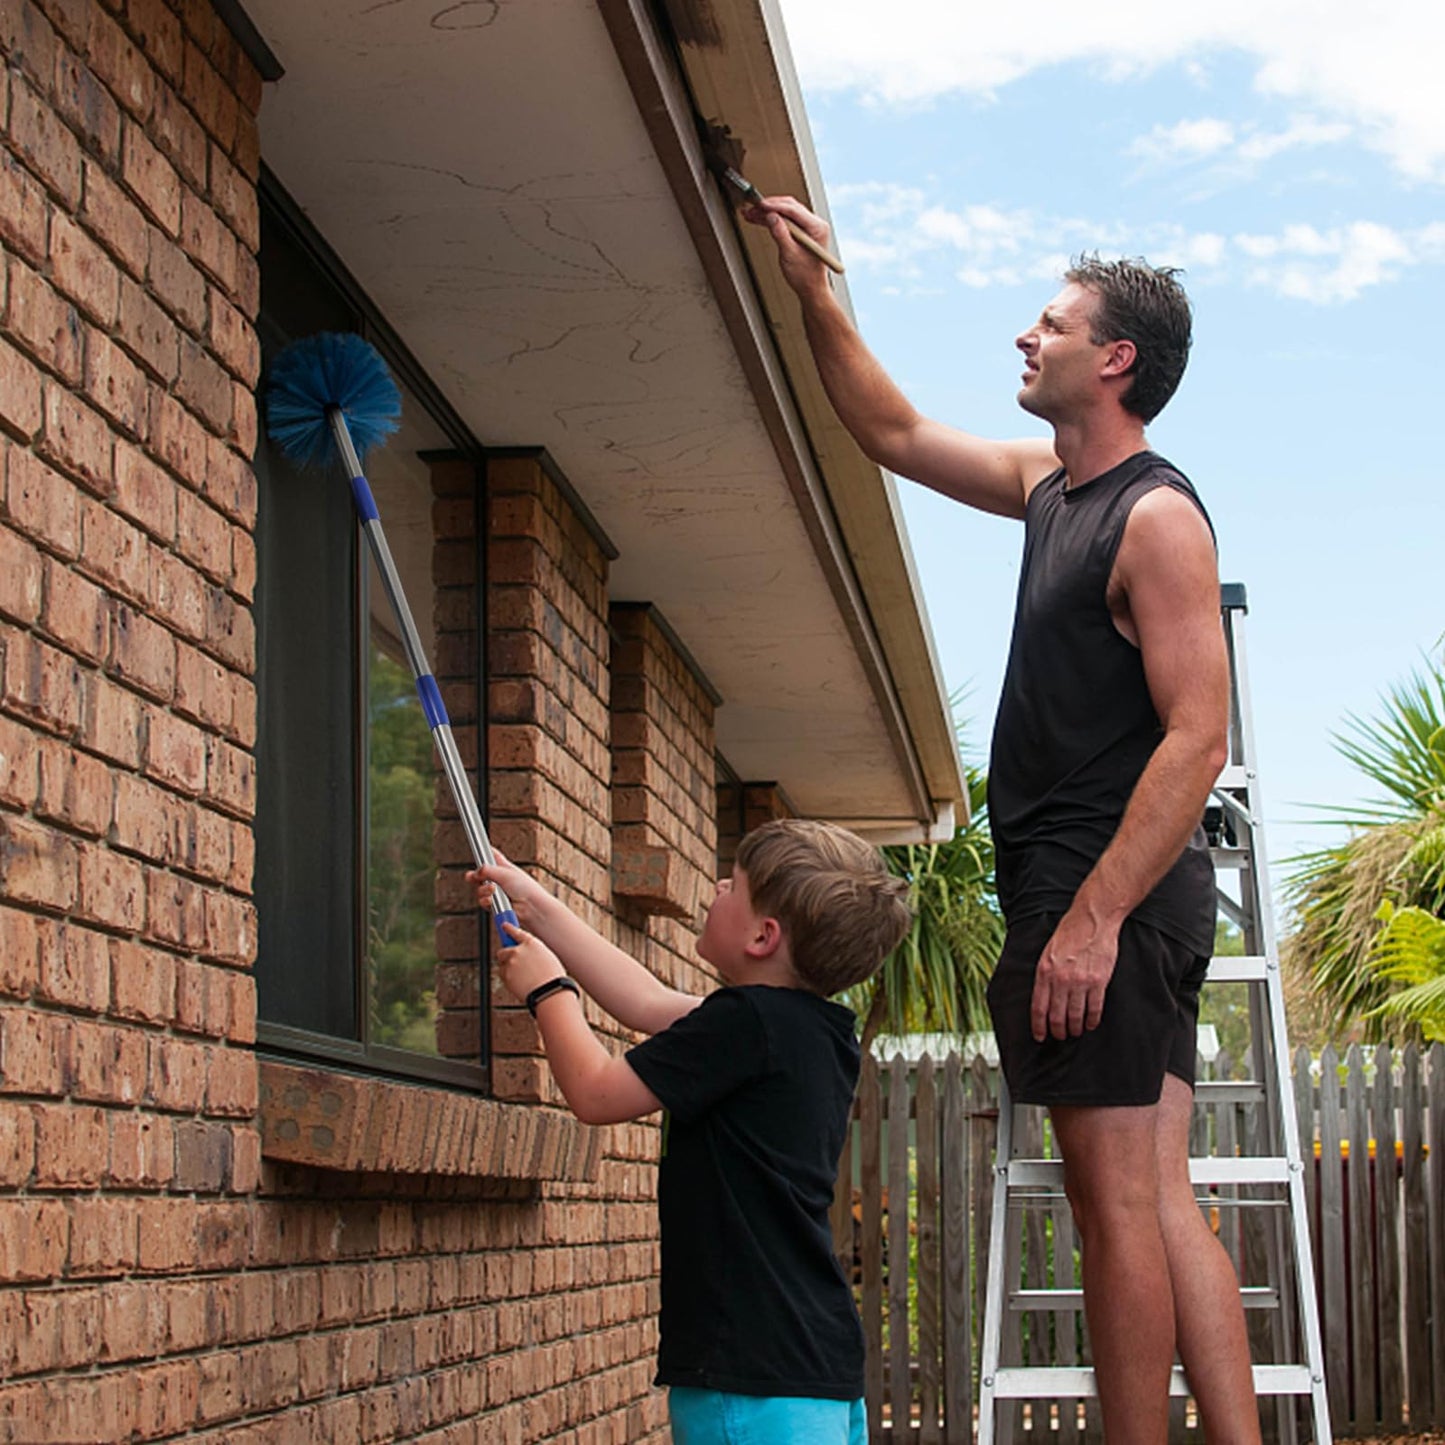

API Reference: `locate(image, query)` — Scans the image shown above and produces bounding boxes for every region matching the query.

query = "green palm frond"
[1328,666,1445,822]
[1364,902,1445,1041]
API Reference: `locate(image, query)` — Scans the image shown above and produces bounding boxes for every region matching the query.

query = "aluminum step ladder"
[976,584,1331,1444]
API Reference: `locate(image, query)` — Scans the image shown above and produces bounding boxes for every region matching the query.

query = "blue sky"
[774,0,1445,901]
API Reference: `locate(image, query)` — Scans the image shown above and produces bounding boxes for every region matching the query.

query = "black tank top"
[988,450,1216,954]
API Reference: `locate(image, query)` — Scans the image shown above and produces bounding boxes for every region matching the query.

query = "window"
[253,175,488,1087]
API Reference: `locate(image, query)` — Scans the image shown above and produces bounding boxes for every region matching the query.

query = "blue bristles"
[265,332,401,469]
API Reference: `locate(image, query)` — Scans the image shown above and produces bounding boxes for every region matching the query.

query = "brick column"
[486,450,612,1102]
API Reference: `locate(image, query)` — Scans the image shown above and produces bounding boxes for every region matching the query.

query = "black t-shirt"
[988,450,1217,954]
[625,985,864,1399]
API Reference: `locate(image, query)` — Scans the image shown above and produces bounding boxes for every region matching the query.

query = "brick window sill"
[258,1060,601,1182]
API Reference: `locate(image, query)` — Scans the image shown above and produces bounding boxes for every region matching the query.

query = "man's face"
[1014,282,1110,422]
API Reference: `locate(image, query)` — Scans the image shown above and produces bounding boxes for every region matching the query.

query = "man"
[746,196,1259,1445]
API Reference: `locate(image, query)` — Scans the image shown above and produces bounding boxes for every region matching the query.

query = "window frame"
[254,168,492,1091]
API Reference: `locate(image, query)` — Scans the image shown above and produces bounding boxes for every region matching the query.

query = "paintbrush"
[699,121,845,275]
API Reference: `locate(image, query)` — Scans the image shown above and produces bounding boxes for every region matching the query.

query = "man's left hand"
[1030,909,1120,1041]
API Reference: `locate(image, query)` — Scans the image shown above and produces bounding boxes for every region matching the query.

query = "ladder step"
[1206,954,1271,982]
[1209,847,1252,869]
[1010,1285,1278,1311]
[1007,1157,1293,1187]
[1214,765,1252,791]
[989,1363,1315,1399]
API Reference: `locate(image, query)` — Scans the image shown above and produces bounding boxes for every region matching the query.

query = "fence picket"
[1429,1043,1445,1428]
[860,1055,884,1441]
[1399,1045,1430,1431]
[917,1056,942,1445]
[1346,1044,1376,1431]
[941,1053,970,1445]
[1318,1044,1348,1429]
[1373,1044,1403,1432]
[889,1055,912,1442]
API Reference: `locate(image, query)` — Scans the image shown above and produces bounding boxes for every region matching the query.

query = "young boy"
[468,818,912,1445]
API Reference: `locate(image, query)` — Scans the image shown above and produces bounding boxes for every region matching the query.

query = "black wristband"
[525,976,580,1016]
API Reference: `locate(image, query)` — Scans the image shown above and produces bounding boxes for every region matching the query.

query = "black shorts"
[985,912,1210,1108]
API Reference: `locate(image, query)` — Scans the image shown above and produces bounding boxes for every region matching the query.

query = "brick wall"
[0,5,722,1441]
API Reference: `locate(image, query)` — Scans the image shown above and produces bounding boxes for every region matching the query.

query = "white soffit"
[246,0,948,831]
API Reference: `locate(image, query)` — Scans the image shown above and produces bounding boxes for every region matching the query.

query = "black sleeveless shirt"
[987,450,1216,954]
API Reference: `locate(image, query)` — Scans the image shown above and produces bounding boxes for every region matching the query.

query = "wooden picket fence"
[834,1043,1445,1443]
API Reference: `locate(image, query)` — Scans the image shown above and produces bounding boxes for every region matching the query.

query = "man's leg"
[1156,1074,1262,1443]
[1051,1102,1174,1445]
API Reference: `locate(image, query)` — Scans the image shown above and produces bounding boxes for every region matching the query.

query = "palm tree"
[851,760,1003,1049]
[1283,657,1445,1040]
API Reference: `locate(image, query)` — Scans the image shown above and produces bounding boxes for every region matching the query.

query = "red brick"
[126,0,184,84]
[204,585,253,671]
[41,556,108,661]
[6,445,80,555]
[229,1122,260,1191]
[202,433,256,525]
[116,275,178,383]
[80,494,151,602]
[152,388,208,485]
[83,327,148,436]
[9,74,82,206]
[87,6,154,120]
[0,1,57,95]
[203,736,252,817]
[149,549,206,643]
[148,1036,206,1112]
[77,841,146,930]
[149,80,207,188]
[0,904,41,996]
[40,385,113,495]
[178,334,232,435]
[0,523,44,625]
[148,226,207,333]
[33,916,110,1015]
[69,1195,139,1275]
[113,437,177,541]
[144,706,206,794]
[71,1018,148,1105]
[112,770,177,863]
[4,256,83,383]
[0,151,49,267]
[0,332,46,441]
[109,603,175,699]
[228,375,254,454]
[180,190,236,294]
[36,741,110,845]
[184,801,231,883]
[202,890,253,966]
[0,1199,68,1280]
[0,1005,70,1094]
[145,867,206,948]
[173,641,230,730]
[227,971,254,1043]
[0,1099,35,1186]
[182,41,236,154]
[228,526,253,602]
[175,959,223,1036]
[111,936,174,1024]
[205,285,257,383]
[173,1116,229,1191]
[54,213,122,330]
[0,813,78,909]
[175,487,232,582]
[109,1110,172,1188]
[229,674,255,749]
[81,159,148,278]
[204,1045,255,1116]
[99,1278,168,1364]
[34,1102,107,1187]
[53,47,122,162]
[209,143,259,254]
[79,671,143,767]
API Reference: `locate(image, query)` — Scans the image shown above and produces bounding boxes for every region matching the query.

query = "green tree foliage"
[1284,657,1445,1041]
[367,646,443,1053]
[851,761,1003,1047]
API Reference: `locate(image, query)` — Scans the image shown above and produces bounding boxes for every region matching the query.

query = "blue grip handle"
[491,908,520,948]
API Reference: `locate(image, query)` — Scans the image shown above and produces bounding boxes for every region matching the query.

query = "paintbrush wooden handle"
[783,218,845,274]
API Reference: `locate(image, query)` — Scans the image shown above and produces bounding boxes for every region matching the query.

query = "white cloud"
[829,185,1442,303]
[776,0,1445,181]
[1131,117,1237,163]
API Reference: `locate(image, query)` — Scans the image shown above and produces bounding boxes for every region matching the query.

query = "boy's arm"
[468,861,701,1035]
[498,924,663,1126]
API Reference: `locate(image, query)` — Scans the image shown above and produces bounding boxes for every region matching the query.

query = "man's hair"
[1066,254,1193,423]
[734,818,912,998]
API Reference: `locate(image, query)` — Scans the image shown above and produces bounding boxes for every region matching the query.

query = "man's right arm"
[750,197,1057,519]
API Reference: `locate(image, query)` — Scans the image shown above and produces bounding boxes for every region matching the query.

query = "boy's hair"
[734,818,912,997]
[1066,253,1192,423]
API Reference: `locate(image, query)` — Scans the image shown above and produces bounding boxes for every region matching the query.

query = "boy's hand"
[495,923,568,1005]
[465,851,550,927]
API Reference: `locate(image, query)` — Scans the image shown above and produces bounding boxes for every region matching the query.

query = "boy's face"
[697,866,770,982]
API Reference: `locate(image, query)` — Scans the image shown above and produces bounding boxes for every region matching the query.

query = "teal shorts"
[668,1388,867,1445]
